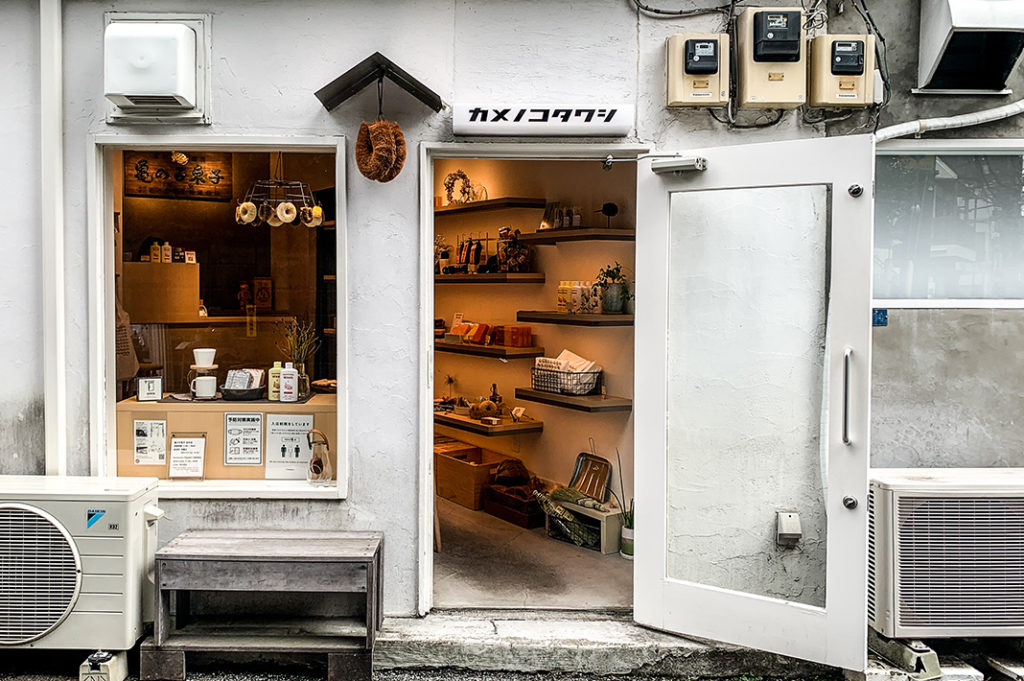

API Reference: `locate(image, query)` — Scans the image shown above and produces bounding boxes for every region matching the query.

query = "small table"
[140,530,383,681]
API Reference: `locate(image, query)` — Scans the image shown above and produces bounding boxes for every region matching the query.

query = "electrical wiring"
[628,0,736,18]
[850,0,891,131]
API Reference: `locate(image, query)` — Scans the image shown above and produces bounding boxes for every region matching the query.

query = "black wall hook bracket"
[315,52,444,114]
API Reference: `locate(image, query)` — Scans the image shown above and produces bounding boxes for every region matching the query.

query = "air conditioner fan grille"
[0,504,81,645]
[897,496,1024,628]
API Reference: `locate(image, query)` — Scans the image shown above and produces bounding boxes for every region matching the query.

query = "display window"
[109,147,340,490]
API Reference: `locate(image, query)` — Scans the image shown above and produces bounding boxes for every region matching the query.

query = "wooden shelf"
[517,311,634,327]
[434,412,543,436]
[145,616,366,653]
[514,388,632,413]
[323,275,337,281]
[434,197,546,216]
[435,272,545,284]
[323,328,336,337]
[435,341,544,359]
[516,227,636,245]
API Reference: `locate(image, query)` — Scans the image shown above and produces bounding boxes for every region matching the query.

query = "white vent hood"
[918,0,1024,94]
[104,21,197,109]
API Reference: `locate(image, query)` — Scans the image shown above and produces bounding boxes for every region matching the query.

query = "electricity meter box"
[666,34,730,107]
[737,7,806,109]
[809,34,875,108]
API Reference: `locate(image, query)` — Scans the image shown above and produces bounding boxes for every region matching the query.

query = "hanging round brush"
[355,76,406,183]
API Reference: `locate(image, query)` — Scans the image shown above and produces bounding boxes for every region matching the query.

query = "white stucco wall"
[7,0,827,616]
[0,0,45,475]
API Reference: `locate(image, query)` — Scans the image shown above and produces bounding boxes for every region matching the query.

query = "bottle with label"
[280,362,298,403]
[149,242,161,263]
[268,361,283,401]
[161,242,172,263]
[556,281,571,313]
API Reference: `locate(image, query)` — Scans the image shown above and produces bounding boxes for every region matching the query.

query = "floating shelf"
[514,388,632,413]
[517,311,634,327]
[435,341,544,359]
[435,272,545,284]
[516,227,636,245]
[321,220,336,231]
[323,328,336,337]
[434,412,543,436]
[323,275,337,281]
[434,197,546,217]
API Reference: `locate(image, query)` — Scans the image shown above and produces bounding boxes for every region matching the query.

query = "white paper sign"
[169,436,206,478]
[224,413,263,465]
[453,103,633,136]
[266,414,314,480]
[133,419,166,465]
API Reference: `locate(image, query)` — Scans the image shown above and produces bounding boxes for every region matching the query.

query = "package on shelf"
[492,325,532,347]
[225,368,264,389]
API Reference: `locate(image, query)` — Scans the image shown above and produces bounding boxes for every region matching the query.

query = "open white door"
[634,135,874,671]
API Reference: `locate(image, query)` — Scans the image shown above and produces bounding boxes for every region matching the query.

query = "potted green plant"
[619,498,635,560]
[611,448,634,559]
[596,261,629,314]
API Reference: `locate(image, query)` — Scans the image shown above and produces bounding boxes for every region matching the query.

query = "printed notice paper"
[169,436,206,478]
[224,413,263,465]
[266,414,314,480]
[133,419,166,465]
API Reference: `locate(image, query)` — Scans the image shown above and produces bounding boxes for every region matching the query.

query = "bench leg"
[140,649,185,681]
[328,651,371,681]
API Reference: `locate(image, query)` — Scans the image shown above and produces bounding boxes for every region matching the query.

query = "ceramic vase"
[620,526,634,560]
[602,283,626,314]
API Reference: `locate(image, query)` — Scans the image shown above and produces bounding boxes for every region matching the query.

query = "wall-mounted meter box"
[737,8,806,109]
[809,35,875,108]
[666,34,730,107]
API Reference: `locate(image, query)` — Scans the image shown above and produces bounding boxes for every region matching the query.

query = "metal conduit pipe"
[875,96,1024,142]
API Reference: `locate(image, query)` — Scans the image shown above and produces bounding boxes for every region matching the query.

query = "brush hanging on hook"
[355,75,407,183]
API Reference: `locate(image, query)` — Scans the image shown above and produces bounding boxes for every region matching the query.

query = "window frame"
[85,134,348,499]
[875,138,1024,309]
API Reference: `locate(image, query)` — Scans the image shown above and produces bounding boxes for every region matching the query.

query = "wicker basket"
[531,367,602,396]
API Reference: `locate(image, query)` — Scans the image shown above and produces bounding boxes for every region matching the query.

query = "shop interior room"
[113,149,338,482]
[432,158,636,609]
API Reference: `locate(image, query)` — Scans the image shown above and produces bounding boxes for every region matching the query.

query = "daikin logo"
[86,509,106,529]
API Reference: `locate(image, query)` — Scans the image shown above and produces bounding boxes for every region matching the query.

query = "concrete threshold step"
[373,609,833,678]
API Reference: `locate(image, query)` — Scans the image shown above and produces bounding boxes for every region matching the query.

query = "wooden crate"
[483,486,545,529]
[434,446,509,510]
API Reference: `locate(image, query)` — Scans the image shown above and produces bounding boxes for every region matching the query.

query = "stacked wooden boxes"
[434,438,510,510]
[492,325,533,347]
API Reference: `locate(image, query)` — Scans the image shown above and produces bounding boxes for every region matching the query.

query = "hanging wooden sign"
[124,151,232,200]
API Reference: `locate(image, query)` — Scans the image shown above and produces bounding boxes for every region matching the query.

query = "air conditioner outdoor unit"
[918,0,1024,94]
[0,476,160,649]
[869,468,1024,638]
[104,21,197,109]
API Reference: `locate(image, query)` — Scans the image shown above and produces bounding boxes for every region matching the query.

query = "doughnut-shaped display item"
[267,213,284,227]
[299,206,315,227]
[276,202,297,223]
[355,120,396,181]
[238,202,258,224]
[376,121,407,183]
[257,202,274,223]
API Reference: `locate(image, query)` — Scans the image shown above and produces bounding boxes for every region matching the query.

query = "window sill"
[157,479,342,500]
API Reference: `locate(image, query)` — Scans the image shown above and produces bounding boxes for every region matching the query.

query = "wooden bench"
[140,530,383,681]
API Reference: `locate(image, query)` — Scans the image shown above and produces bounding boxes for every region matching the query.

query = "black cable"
[629,0,735,18]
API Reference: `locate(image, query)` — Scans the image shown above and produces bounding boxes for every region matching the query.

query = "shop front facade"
[5,0,1024,672]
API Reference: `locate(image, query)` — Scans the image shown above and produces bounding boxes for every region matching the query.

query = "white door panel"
[634,135,874,671]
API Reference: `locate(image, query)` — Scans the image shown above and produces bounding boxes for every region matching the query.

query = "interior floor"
[433,497,633,610]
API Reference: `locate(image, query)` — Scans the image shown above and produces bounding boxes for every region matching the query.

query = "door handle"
[842,347,852,446]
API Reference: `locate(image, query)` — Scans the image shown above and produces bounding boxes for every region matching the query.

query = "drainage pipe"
[40,0,67,475]
[875,96,1024,142]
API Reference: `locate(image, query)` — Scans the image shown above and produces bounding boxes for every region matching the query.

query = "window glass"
[875,154,1024,300]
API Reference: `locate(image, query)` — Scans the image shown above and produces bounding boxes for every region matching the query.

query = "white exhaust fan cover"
[104,22,197,109]
[919,0,1024,92]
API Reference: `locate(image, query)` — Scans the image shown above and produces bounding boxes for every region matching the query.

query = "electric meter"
[809,34,875,107]
[666,34,730,107]
[736,7,806,109]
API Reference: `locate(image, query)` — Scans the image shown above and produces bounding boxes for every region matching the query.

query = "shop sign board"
[452,103,633,136]
[124,151,232,200]
[224,412,263,465]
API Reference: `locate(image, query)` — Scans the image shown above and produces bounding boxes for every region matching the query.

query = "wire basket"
[545,513,601,551]
[531,367,602,396]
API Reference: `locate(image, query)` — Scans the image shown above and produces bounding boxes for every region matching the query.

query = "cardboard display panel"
[116,393,337,480]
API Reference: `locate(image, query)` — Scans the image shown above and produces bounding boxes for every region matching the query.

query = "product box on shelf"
[492,325,533,347]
